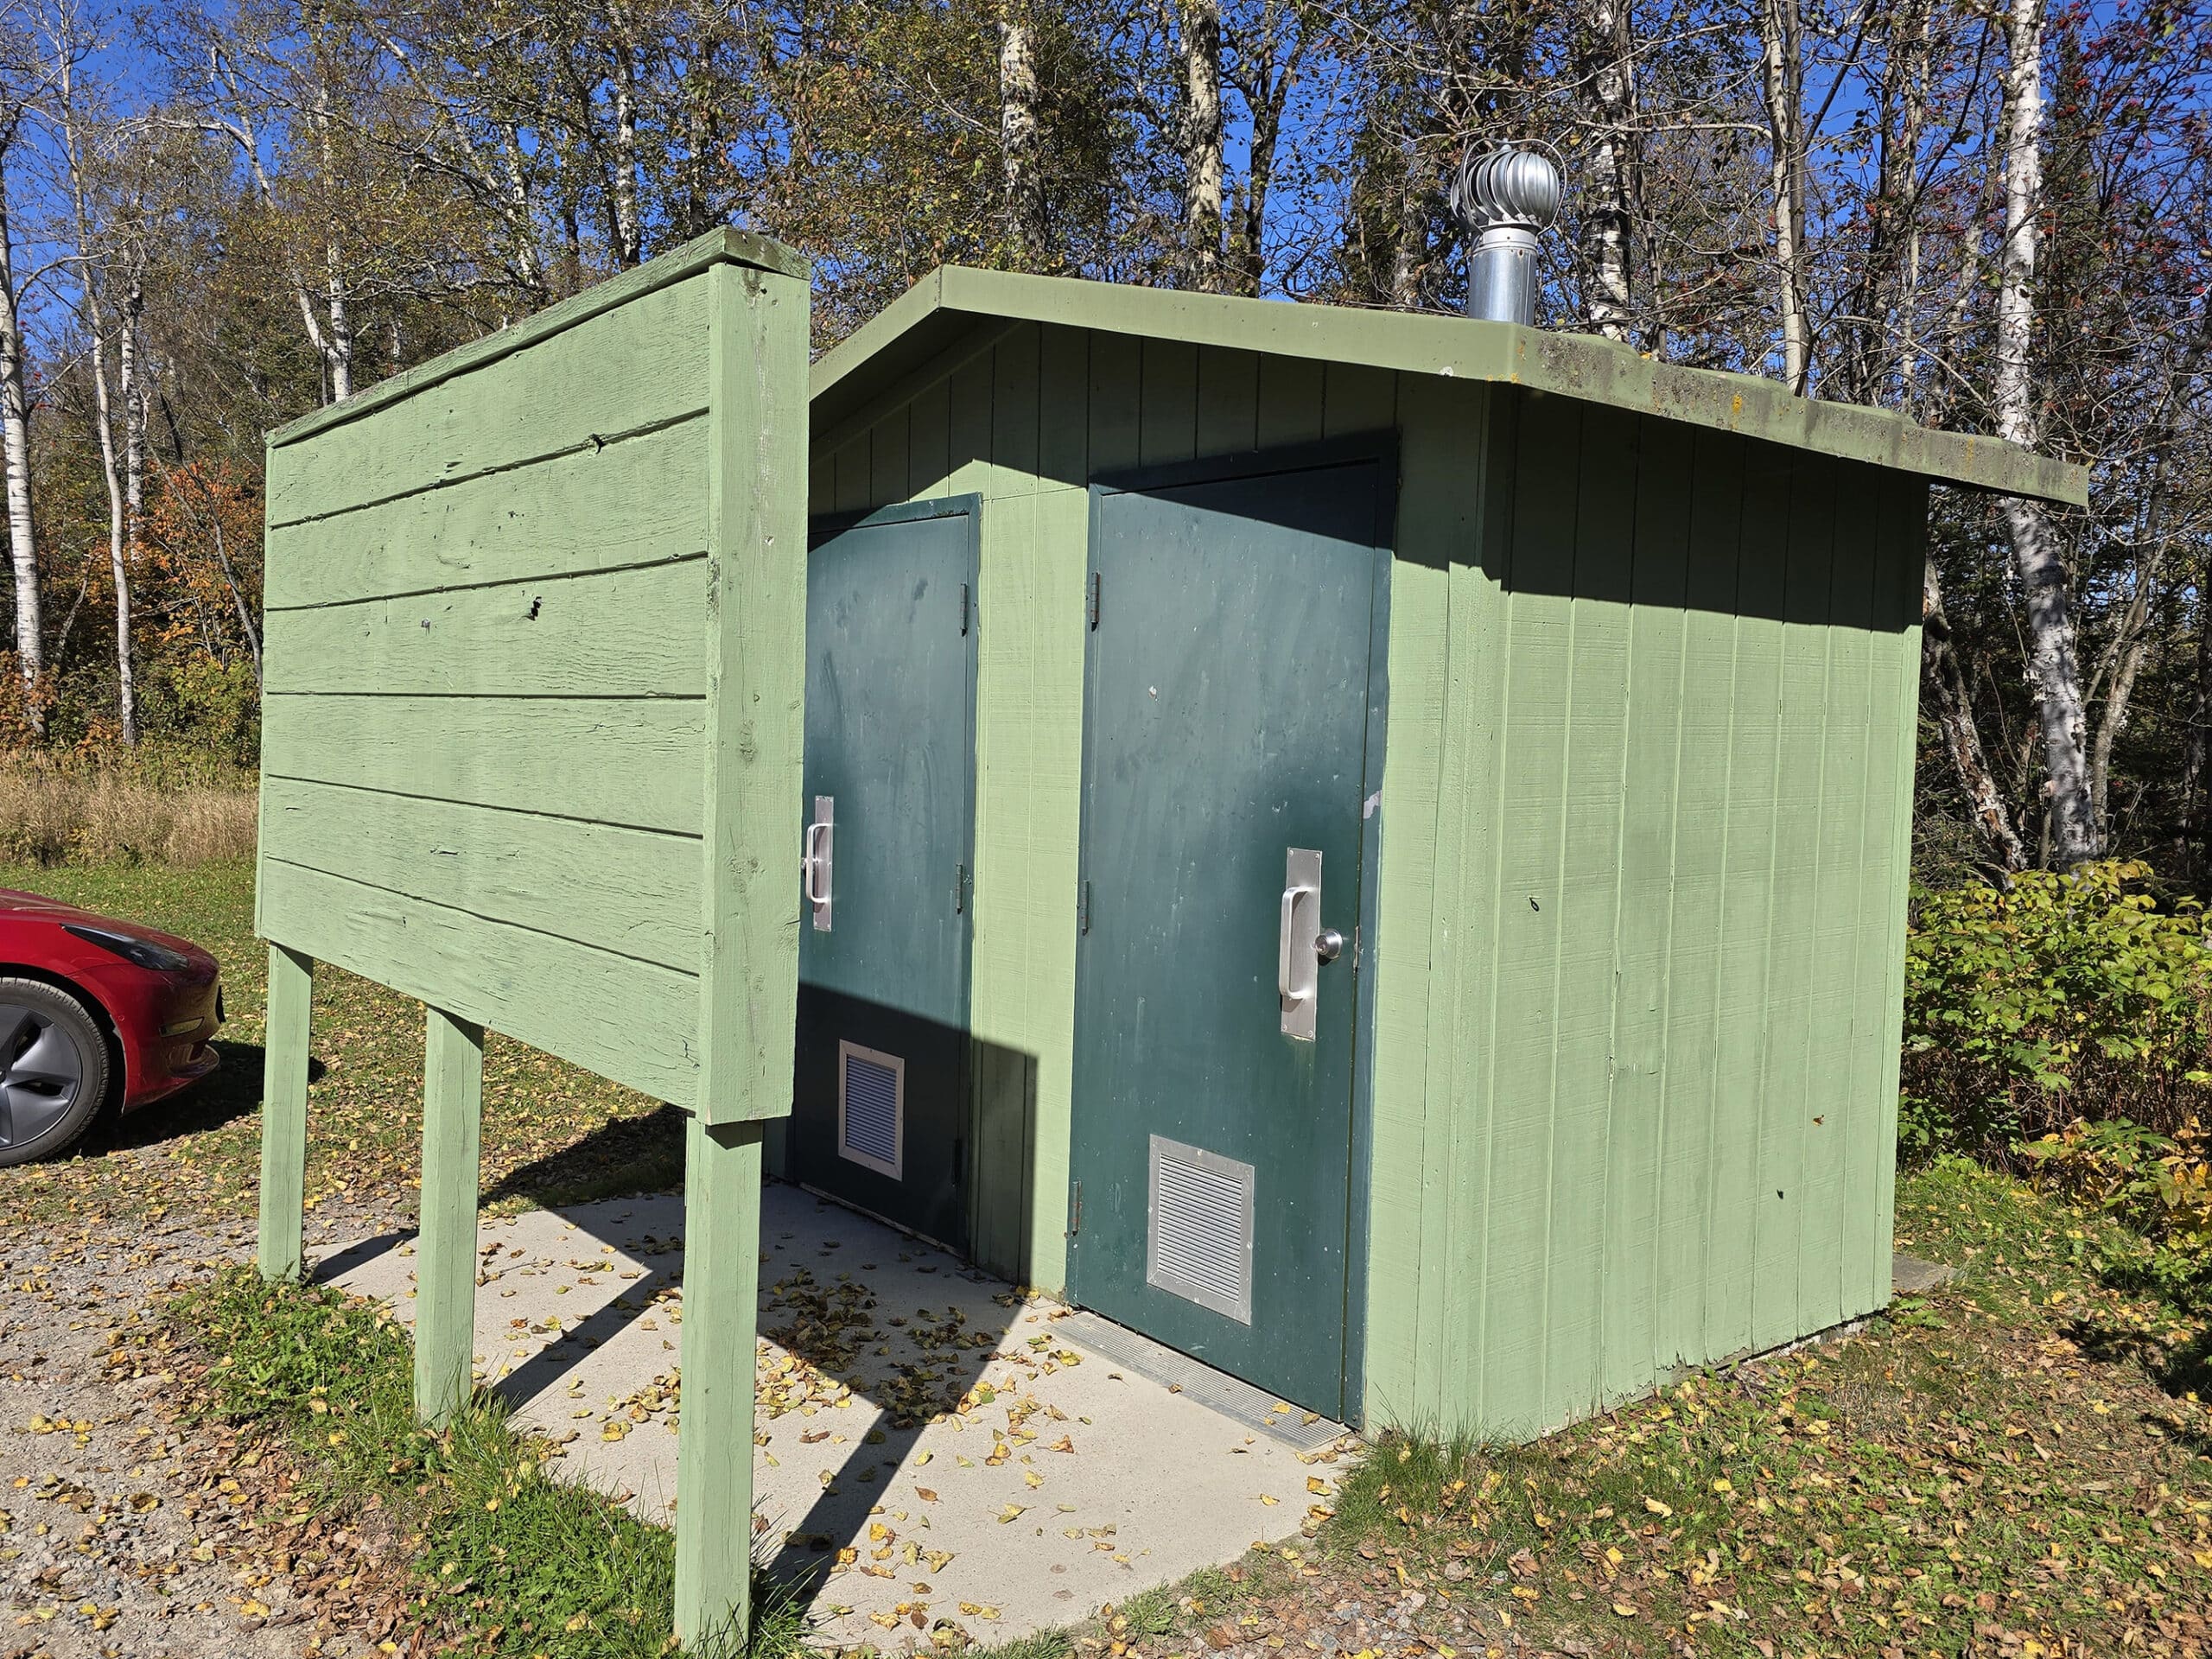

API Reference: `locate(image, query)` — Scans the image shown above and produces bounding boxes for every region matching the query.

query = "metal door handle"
[803,797,835,931]
[1277,883,1313,1002]
[1280,848,1325,1039]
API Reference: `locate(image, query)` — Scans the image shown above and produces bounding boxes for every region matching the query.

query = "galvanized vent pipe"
[1448,143,1563,326]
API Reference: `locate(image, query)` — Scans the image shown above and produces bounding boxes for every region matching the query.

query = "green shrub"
[1899,860,2212,1159]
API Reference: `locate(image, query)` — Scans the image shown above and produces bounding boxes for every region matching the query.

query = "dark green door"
[1068,451,1387,1420]
[792,498,979,1249]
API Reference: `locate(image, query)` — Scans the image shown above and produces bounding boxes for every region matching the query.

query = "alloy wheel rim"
[0,1004,84,1149]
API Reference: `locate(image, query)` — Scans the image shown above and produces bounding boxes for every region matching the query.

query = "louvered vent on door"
[1147,1135,1255,1325]
[837,1041,903,1179]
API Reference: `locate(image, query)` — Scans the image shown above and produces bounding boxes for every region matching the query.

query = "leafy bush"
[1899,860,2212,1159]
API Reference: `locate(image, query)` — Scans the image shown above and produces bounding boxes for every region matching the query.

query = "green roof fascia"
[267,227,810,450]
[811,265,2088,508]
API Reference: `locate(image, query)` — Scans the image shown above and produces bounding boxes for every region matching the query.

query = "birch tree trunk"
[1760,0,1808,392]
[0,149,38,732]
[1574,0,1637,340]
[1993,0,2097,867]
[54,34,137,744]
[119,259,143,540]
[1923,558,2027,873]
[311,73,352,401]
[610,22,642,266]
[998,7,1046,268]
[1180,0,1224,291]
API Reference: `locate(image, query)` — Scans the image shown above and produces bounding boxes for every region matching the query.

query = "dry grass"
[0,769,256,867]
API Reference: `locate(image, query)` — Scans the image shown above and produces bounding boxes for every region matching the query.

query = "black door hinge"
[1077,878,1091,935]
[960,582,971,637]
[1087,570,1101,630]
[954,863,969,914]
[1069,1179,1082,1236]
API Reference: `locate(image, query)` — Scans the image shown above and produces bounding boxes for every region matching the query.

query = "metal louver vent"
[1147,1135,1255,1325]
[837,1042,903,1179]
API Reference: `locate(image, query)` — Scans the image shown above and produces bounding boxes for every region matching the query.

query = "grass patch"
[1317,1159,2212,1654]
[1055,1159,2212,1658]
[172,1265,803,1659]
[0,857,685,1228]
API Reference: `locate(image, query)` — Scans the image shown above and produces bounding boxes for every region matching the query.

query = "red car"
[0,889,223,1166]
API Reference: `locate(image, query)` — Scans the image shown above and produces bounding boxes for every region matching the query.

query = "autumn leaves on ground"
[3,858,2210,1658]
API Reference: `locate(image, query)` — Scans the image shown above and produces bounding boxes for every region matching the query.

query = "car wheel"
[0,978,112,1167]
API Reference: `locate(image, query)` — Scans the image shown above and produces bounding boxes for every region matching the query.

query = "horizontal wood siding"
[259,271,715,1109]
[1378,388,1919,1436]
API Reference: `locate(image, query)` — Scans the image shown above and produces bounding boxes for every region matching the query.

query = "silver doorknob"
[1314,929,1344,963]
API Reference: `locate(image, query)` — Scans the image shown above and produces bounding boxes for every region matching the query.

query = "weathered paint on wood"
[267,276,710,526]
[263,556,709,699]
[264,416,708,610]
[261,693,704,837]
[258,777,701,973]
[416,1006,485,1427]
[256,944,314,1282]
[812,266,2087,505]
[260,860,700,1105]
[673,1116,764,1645]
[812,317,1925,1438]
[694,255,810,1126]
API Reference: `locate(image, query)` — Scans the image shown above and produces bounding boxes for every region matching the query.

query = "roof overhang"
[812,266,2088,508]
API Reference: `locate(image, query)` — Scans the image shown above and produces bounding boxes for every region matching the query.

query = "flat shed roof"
[812,265,2087,508]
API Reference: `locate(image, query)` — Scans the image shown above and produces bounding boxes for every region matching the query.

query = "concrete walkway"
[318,1182,1355,1648]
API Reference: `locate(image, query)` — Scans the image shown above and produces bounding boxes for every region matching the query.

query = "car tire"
[0,977,112,1167]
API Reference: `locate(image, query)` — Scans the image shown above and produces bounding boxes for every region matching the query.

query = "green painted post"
[256,944,315,1281]
[672,1116,765,1648]
[671,238,810,1647]
[416,1006,485,1427]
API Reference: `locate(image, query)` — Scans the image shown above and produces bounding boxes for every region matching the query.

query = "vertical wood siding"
[810,340,1921,1436]
[259,272,719,1109]
[1376,389,1924,1436]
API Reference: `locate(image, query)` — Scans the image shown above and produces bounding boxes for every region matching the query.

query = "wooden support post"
[256,944,314,1282]
[416,1007,485,1428]
[670,233,809,1647]
[673,1114,764,1650]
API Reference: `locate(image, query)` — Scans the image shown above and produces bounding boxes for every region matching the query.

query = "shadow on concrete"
[480,1101,688,1211]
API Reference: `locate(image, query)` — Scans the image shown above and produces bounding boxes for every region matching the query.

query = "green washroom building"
[783,264,2084,1436]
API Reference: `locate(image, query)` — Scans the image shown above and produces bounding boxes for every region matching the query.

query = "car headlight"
[63,923,192,973]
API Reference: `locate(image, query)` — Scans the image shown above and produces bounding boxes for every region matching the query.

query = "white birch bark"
[52,23,135,743]
[1760,0,1808,392]
[998,8,1045,267]
[1575,0,1637,340]
[1993,0,2097,865]
[1180,0,1224,291]
[0,149,38,730]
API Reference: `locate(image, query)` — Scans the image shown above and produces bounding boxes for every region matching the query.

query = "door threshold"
[1056,1310,1352,1452]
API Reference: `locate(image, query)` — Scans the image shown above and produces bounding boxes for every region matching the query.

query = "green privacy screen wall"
[808,270,2084,1437]
[257,228,810,1128]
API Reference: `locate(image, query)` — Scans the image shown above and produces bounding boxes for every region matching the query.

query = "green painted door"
[791,499,979,1249]
[1068,452,1386,1420]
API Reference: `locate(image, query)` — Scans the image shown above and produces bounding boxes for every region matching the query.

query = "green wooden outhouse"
[798,267,2086,1437]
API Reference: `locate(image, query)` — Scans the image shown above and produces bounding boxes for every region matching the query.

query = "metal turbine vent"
[1447,142,1563,327]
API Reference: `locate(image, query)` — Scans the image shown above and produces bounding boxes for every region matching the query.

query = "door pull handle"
[1280,848,1326,1039]
[803,797,835,931]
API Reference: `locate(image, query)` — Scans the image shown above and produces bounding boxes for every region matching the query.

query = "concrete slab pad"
[319,1182,1357,1648]
[1891,1253,1956,1296]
